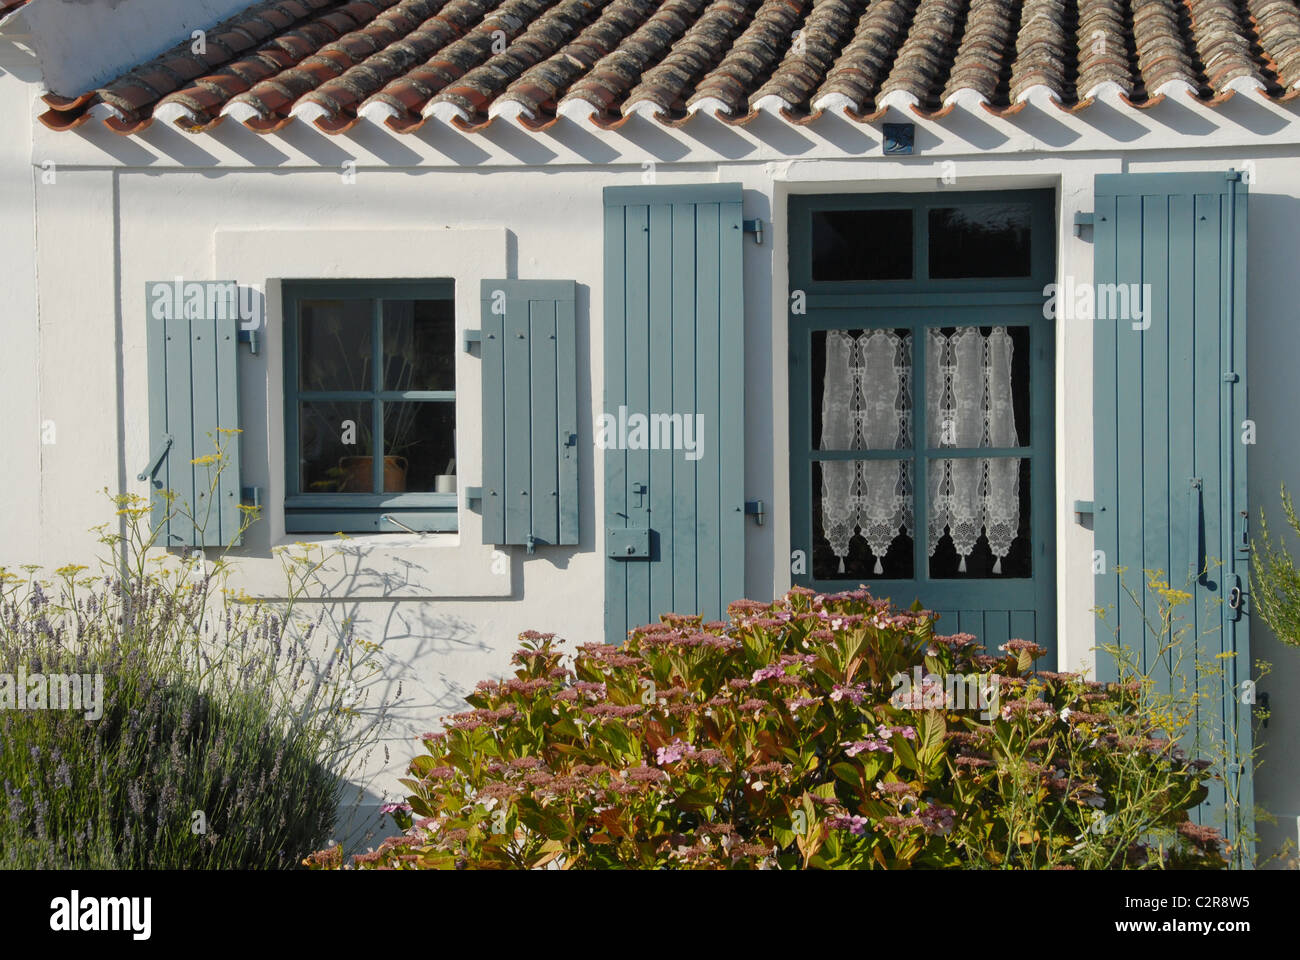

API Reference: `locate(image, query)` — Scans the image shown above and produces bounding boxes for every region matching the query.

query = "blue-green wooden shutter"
[602,184,746,644]
[143,287,243,548]
[1091,171,1250,857]
[478,279,579,547]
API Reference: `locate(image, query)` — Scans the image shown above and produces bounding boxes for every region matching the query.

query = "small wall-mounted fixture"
[743,218,764,245]
[1072,500,1095,525]
[745,499,766,526]
[1073,211,1095,240]
[883,123,914,155]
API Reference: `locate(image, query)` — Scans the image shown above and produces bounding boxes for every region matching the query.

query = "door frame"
[787,188,1058,657]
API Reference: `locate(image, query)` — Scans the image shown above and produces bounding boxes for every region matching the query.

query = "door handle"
[1188,478,1203,585]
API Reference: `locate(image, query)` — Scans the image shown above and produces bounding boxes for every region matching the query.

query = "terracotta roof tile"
[37,0,1300,136]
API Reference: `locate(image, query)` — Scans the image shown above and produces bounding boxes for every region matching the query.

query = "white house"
[1,0,1298,862]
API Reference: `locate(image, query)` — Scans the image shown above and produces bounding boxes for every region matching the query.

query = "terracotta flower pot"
[339,456,408,492]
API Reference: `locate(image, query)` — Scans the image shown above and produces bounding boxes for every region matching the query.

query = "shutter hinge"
[526,534,537,555]
[137,435,173,482]
[237,328,259,355]
[464,486,483,511]
[744,499,766,526]
[742,218,764,245]
[1072,500,1094,524]
[1223,371,1239,382]
[1227,169,1244,182]
[1073,212,1094,240]
[240,485,262,508]
[463,329,482,353]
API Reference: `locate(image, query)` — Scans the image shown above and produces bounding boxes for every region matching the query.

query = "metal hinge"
[743,218,764,245]
[1073,212,1094,239]
[463,329,482,353]
[237,328,259,355]
[241,486,262,508]
[744,499,766,526]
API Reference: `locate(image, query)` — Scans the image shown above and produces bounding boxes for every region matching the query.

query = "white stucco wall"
[3,58,1299,856]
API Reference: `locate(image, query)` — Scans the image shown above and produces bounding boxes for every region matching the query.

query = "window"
[283,280,457,534]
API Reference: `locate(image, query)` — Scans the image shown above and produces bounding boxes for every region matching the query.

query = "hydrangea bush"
[310,588,1226,870]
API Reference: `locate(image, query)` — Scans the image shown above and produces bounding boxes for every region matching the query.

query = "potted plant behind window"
[337,409,414,493]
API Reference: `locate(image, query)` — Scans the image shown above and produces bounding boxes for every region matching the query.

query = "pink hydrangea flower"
[830,683,868,705]
[655,739,697,765]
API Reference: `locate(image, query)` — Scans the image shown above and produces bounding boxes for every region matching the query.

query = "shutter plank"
[529,299,559,546]
[1114,194,1146,674]
[556,294,579,546]
[718,199,746,612]
[1140,194,1171,690]
[480,284,506,544]
[671,202,698,617]
[604,206,630,642]
[625,205,652,631]
[504,289,532,545]
[189,314,221,545]
[648,202,675,623]
[695,203,722,620]
[1092,192,1120,681]
[164,313,196,547]
[215,316,241,546]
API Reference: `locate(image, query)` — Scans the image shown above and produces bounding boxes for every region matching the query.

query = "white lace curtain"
[820,330,913,575]
[820,326,1021,575]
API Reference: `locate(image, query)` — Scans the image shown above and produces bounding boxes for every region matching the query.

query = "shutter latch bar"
[381,514,425,535]
[137,435,173,482]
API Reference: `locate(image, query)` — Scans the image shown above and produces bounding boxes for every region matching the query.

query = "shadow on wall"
[1245,189,1300,868]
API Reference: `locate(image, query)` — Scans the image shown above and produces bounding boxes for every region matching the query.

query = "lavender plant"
[0,435,388,868]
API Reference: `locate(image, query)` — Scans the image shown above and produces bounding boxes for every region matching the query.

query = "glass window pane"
[811,209,912,281]
[812,460,914,580]
[299,299,373,391]
[925,326,1029,448]
[299,401,375,493]
[383,299,455,391]
[814,328,912,451]
[383,402,455,493]
[928,204,1032,279]
[927,457,1030,578]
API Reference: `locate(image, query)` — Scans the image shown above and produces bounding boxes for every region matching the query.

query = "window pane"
[384,299,455,391]
[812,460,913,579]
[384,402,455,493]
[813,328,912,451]
[299,299,373,391]
[925,326,1029,447]
[299,400,374,493]
[811,209,912,281]
[927,457,1030,578]
[928,204,1032,279]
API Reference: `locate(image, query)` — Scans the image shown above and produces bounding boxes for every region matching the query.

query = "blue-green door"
[788,190,1057,659]
[602,184,746,643]
[1091,171,1252,862]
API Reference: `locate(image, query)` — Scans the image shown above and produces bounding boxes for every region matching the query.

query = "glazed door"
[788,190,1057,659]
